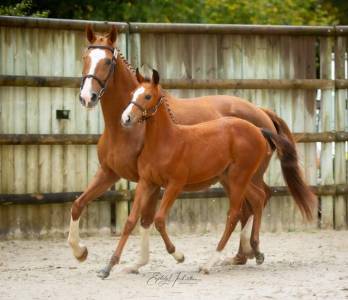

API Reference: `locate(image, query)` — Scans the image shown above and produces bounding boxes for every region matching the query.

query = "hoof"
[177,254,185,263]
[255,252,265,265]
[97,267,110,279]
[76,247,88,262]
[122,266,140,274]
[226,254,247,265]
[198,265,210,275]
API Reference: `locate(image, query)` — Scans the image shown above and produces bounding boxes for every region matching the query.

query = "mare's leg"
[68,167,119,261]
[97,180,157,279]
[231,151,272,264]
[123,186,160,274]
[154,184,185,263]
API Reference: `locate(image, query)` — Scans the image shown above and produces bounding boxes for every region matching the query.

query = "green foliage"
[0,0,343,25]
[203,0,339,25]
[0,0,48,17]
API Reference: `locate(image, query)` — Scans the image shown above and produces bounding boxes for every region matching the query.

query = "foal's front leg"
[97,180,156,279]
[154,184,185,263]
[123,186,160,274]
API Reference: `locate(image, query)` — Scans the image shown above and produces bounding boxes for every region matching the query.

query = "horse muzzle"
[79,91,100,108]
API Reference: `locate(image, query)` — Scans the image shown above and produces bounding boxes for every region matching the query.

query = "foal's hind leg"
[123,187,160,274]
[200,168,252,274]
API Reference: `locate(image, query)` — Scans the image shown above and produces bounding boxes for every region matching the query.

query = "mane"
[116,47,136,74]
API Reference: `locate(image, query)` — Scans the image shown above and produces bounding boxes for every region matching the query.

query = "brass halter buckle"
[129,96,164,123]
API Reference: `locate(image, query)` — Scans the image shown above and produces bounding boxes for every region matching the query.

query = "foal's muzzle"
[121,114,134,128]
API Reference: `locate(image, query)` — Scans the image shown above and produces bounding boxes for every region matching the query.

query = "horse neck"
[100,56,138,132]
[145,95,178,142]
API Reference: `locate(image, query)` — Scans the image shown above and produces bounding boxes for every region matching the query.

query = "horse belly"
[186,144,230,185]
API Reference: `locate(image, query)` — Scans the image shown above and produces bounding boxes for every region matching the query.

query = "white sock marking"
[240,215,254,254]
[67,217,86,258]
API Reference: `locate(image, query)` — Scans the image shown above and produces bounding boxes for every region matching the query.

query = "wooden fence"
[0,16,347,239]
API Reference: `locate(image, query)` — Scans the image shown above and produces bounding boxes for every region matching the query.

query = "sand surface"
[1,231,348,300]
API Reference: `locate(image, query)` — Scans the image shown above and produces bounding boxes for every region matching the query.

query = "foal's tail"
[261,128,317,221]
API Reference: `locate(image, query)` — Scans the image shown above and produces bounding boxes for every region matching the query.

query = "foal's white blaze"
[80,49,106,104]
[240,215,254,255]
[121,86,145,124]
[67,217,86,258]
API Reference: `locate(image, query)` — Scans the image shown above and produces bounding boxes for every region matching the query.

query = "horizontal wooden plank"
[1,184,347,205]
[2,75,348,90]
[176,184,348,198]
[130,23,336,36]
[0,16,128,32]
[293,131,348,143]
[0,134,100,145]
[0,190,131,205]
[162,79,337,90]
[0,75,80,88]
[0,132,346,145]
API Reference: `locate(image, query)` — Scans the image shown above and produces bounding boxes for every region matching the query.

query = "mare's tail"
[261,128,317,221]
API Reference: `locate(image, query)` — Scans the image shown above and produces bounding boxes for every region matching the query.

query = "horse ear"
[107,25,117,45]
[86,25,96,43]
[152,69,160,85]
[136,68,145,83]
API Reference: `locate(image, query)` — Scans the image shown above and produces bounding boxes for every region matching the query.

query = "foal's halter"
[80,45,118,100]
[130,96,164,122]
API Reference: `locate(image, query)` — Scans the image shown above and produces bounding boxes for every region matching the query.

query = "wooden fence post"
[320,37,335,229]
[334,35,347,229]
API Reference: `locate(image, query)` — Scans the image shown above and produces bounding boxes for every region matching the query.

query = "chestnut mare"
[68,26,316,276]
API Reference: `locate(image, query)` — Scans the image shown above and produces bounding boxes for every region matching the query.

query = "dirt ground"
[0,230,347,300]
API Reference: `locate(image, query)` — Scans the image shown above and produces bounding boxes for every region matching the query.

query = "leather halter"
[130,96,164,122]
[80,45,117,100]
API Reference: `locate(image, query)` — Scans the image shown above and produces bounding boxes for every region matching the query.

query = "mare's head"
[121,69,162,127]
[79,25,117,108]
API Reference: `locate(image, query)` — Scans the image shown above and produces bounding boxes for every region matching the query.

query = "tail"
[261,108,296,146]
[261,128,317,221]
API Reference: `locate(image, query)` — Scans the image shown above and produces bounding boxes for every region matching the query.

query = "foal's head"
[121,69,162,127]
[79,25,117,108]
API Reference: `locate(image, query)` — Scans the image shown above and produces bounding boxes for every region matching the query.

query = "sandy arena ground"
[0,230,347,300]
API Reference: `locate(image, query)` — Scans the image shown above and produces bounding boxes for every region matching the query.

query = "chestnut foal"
[97,70,314,278]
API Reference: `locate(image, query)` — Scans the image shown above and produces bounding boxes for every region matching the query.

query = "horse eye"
[105,59,111,65]
[145,94,152,100]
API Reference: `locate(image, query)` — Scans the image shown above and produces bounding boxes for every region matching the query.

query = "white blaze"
[80,49,106,102]
[121,86,145,123]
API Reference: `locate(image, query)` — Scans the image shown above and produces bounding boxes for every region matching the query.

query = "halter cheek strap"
[80,45,118,100]
[130,96,164,122]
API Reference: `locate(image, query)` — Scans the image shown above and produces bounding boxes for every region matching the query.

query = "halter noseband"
[130,96,164,122]
[80,45,118,101]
